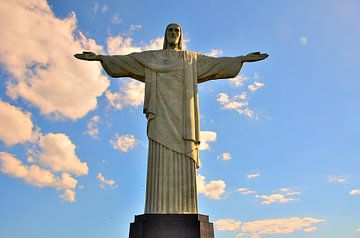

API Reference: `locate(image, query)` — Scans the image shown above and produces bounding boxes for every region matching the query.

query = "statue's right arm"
[74,51,101,61]
[74,51,146,82]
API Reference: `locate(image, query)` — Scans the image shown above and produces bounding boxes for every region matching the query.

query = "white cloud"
[248,81,265,93]
[84,115,100,138]
[228,75,249,88]
[215,219,242,231]
[110,134,137,152]
[328,175,348,184]
[107,35,142,55]
[0,0,109,120]
[206,49,224,57]
[31,133,88,176]
[0,152,78,202]
[356,227,360,232]
[350,189,360,196]
[217,92,254,118]
[199,131,217,151]
[197,174,226,200]
[217,152,231,161]
[275,187,301,196]
[97,172,116,189]
[237,187,257,195]
[105,79,144,110]
[300,36,308,45]
[246,172,260,179]
[215,217,324,237]
[0,100,35,146]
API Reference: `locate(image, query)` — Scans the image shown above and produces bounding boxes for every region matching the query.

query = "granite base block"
[129,214,215,238]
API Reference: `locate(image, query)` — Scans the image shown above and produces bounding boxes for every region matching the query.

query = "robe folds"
[100,49,243,213]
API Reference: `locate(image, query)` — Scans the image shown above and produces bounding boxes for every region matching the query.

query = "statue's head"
[163,23,182,50]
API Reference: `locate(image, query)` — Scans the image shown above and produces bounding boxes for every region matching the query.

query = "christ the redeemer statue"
[75,23,268,214]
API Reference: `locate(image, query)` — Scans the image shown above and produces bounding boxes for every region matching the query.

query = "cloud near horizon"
[215,217,325,237]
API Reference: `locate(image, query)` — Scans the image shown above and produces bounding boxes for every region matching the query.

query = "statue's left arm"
[197,52,268,83]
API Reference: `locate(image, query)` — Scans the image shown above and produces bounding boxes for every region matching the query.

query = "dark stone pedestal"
[129,214,215,238]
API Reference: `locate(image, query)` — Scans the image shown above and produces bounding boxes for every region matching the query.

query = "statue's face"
[166,24,181,48]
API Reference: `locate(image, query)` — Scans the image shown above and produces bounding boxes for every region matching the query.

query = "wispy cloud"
[256,193,297,205]
[217,152,231,161]
[110,134,137,152]
[350,189,360,196]
[111,13,122,24]
[256,188,301,205]
[1,0,109,120]
[84,115,100,138]
[199,131,217,151]
[237,187,257,195]
[300,36,308,45]
[217,92,254,118]
[248,81,265,93]
[129,24,142,32]
[101,4,108,13]
[228,75,249,88]
[97,173,116,189]
[328,175,348,184]
[246,172,260,179]
[197,174,226,199]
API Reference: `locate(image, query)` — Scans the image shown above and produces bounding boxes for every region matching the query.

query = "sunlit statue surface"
[75,23,268,214]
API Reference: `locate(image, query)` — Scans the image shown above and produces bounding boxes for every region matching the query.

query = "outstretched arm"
[74,51,145,82]
[74,51,101,61]
[242,52,269,63]
[198,52,269,83]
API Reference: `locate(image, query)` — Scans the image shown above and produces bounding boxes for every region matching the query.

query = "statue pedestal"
[129,214,215,238]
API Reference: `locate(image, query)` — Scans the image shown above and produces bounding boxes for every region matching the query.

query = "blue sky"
[0,0,360,238]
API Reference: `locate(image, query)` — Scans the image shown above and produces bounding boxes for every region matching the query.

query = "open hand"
[243,52,269,62]
[74,51,100,61]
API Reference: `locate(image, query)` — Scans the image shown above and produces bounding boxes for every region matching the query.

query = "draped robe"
[100,49,243,214]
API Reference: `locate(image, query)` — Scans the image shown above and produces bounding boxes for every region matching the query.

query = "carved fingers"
[244,52,269,62]
[74,51,99,61]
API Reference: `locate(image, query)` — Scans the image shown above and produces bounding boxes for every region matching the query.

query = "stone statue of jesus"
[75,23,268,214]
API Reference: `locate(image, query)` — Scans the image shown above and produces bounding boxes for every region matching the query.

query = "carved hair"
[163,23,183,50]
